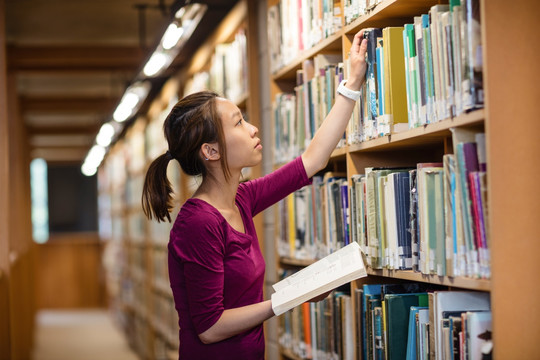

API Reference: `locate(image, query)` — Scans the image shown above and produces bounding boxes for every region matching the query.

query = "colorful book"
[431,291,490,359]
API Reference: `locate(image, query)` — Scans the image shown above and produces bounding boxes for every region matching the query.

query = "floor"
[32,309,140,360]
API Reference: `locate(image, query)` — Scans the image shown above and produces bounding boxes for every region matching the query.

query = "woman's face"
[216,98,262,172]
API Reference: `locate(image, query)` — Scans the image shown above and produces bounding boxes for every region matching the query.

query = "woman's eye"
[237,119,243,126]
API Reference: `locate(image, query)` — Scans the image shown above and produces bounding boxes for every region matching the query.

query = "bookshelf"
[98,1,262,359]
[266,0,540,359]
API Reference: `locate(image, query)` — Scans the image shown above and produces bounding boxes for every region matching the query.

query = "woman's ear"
[201,143,220,161]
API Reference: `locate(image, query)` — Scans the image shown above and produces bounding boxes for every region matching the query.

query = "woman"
[142,30,368,359]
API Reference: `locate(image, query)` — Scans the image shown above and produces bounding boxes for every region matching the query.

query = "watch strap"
[337,79,362,101]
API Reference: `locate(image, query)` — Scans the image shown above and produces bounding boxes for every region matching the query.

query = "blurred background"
[1,0,257,359]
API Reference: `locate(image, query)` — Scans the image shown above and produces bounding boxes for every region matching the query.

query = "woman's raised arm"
[301,30,368,178]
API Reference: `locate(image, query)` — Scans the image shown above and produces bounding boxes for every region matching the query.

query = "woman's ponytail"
[142,151,174,222]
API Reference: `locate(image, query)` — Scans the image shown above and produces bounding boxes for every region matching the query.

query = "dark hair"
[142,91,230,222]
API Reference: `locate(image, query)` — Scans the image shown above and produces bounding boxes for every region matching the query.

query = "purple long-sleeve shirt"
[168,157,311,359]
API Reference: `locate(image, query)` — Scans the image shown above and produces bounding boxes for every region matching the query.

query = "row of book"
[276,127,489,279]
[151,289,179,349]
[405,1,483,126]
[125,312,153,358]
[183,28,248,104]
[268,0,343,73]
[357,283,492,360]
[152,246,169,288]
[272,54,345,164]
[278,279,354,360]
[277,281,492,360]
[354,128,488,278]
[350,0,483,142]
[343,0,384,26]
[271,0,484,160]
[276,170,348,260]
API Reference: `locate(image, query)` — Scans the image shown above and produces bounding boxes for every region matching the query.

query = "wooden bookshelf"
[266,0,540,359]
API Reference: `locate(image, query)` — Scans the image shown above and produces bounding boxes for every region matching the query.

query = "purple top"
[168,157,311,359]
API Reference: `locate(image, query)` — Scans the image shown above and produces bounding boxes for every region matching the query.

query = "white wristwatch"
[337,79,362,101]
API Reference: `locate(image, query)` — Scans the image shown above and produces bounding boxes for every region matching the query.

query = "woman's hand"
[345,30,368,91]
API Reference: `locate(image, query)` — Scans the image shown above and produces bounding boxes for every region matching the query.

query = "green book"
[385,293,429,360]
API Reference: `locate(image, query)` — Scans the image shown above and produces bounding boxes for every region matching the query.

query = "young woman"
[142,30,368,359]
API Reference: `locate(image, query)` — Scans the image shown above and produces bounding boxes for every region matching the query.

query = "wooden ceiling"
[5,0,237,165]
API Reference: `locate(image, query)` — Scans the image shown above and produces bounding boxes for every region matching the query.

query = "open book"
[271,242,368,316]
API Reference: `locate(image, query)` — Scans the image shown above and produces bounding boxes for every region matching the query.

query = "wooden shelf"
[279,257,316,268]
[271,32,342,81]
[344,0,442,33]
[347,109,485,153]
[365,268,491,292]
[280,255,490,291]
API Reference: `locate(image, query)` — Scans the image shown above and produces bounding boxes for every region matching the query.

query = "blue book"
[365,28,383,130]
[376,40,385,117]
[406,306,428,360]
[340,181,350,245]
[362,284,382,360]
[393,172,412,269]
[373,306,384,360]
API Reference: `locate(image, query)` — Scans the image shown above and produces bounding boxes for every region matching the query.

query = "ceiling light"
[96,123,115,147]
[162,23,185,50]
[143,52,170,77]
[113,81,150,122]
[81,145,106,176]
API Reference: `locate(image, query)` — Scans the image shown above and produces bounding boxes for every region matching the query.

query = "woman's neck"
[193,173,241,211]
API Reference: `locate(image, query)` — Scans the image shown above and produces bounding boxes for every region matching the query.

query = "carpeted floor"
[32,309,140,360]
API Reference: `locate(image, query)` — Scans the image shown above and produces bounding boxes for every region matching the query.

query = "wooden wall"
[0,0,11,355]
[34,233,106,309]
[0,0,36,357]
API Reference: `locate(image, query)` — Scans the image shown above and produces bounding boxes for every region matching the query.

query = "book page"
[271,242,367,316]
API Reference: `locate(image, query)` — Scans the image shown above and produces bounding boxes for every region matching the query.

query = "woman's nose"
[250,123,258,136]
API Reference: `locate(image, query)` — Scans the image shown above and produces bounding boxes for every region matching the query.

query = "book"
[393,171,412,270]
[406,306,428,360]
[462,0,484,110]
[443,154,456,277]
[271,242,368,316]
[416,162,444,274]
[452,127,482,277]
[431,291,490,359]
[465,310,492,360]
[383,26,409,134]
[362,284,382,360]
[386,293,429,360]
[364,28,384,139]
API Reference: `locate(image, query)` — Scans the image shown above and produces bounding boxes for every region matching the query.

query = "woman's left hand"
[345,30,368,91]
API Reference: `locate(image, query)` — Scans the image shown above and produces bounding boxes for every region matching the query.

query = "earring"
[205,158,209,161]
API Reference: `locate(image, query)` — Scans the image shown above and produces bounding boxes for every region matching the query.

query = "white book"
[433,291,490,360]
[271,242,367,316]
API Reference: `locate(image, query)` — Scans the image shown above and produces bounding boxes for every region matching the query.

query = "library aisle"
[32,309,139,360]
